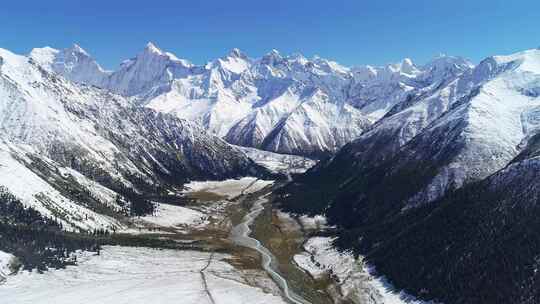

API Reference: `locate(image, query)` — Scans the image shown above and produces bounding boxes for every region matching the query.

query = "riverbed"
[231,196,312,304]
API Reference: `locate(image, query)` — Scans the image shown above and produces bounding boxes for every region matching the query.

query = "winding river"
[230,196,311,304]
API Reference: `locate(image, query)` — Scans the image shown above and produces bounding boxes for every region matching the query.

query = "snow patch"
[294,237,428,304]
[0,251,16,280]
[236,146,316,174]
[137,203,208,229]
[183,177,274,199]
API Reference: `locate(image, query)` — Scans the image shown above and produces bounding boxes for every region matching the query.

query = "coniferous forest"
[0,187,100,272]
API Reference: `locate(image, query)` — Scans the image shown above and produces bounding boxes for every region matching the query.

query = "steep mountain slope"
[356,133,540,304]
[278,48,540,303]
[228,88,372,157]
[0,47,267,230]
[32,43,473,157]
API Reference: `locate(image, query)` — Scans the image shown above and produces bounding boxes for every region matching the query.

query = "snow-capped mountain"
[278,48,540,304]
[32,43,473,157]
[29,44,110,86]
[282,47,540,214]
[0,47,267,231]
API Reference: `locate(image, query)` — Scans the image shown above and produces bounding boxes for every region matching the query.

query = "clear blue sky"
[1,0,539,69]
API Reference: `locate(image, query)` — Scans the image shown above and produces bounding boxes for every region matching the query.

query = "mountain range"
[29,42,472,157]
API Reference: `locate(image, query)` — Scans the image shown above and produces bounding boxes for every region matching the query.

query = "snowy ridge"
[404,49,540,206]
[33,43,473,156]
[30,44,111,86]
[312,48,540,209]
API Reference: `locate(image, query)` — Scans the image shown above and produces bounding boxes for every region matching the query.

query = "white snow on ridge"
[30,42,474,156]
[492,49,540,73]
[0,246,285,304]
[406,50,540,207]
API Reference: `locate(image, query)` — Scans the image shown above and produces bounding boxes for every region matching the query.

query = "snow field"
[0,246,286,304]
[183,177,274,199]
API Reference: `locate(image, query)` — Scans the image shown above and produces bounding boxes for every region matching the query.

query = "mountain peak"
[424,54,474,71]
[289,52,308,63]
[492,48,540,74]
[68,43,89,56]
[228,48,246,59]
[401,57,413,66]
[211,48,250,73]
[144,42,163,55]
[268,49,280,56]
[29,47,60,66]
[400,58,417,74]
[261,49,283,64]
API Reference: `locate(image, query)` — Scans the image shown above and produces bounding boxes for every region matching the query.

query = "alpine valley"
[1,42,540,304]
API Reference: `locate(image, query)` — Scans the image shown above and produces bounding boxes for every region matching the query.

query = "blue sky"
[1,0,539,69]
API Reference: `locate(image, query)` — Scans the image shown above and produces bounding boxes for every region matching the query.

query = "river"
[230,195,312,304]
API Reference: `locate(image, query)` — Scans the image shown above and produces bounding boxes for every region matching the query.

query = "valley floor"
[256,206,428,304]
[1,176,426,304]
[0,177,286,304]
[1,246,284,304]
